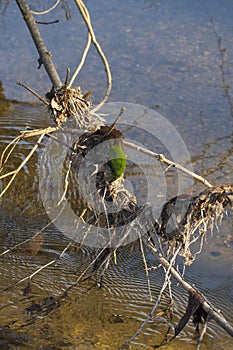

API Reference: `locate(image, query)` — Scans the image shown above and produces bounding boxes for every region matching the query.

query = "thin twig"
[147,240,233,338]
[57,160,72,205]
[0,135,22,171]
[123,140,213,188]
[73,0,112,112]
[119,246,181,350]
[17,81,49,105]
[138,233,152,301]
[30,0,60,15]
[0,126,56,179]
[22,126,58,138]
[68,33,92,88]
[0,202,71,293]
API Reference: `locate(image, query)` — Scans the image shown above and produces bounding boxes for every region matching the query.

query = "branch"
[15,0,62,89]
[124,140,213,188]
[147,241,233,337]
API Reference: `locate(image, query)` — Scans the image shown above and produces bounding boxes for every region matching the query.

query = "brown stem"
[15,0,62,89]
[148,242,233,338]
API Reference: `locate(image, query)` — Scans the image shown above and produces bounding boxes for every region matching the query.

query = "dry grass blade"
[0,133,45,198]
[0,126,57,197]
[0,134,22,171]
[138,233,152,301]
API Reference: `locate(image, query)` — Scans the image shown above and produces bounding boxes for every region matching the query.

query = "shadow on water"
[0,0,233,348]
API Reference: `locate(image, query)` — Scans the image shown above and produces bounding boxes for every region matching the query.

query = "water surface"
[0,0,233,349]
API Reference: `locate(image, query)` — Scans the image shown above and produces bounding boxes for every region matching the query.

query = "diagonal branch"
[123,140,213,188]
[147,240,233,338]
[15,0,62,88]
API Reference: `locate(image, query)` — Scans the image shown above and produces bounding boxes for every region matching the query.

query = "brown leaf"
[173,291,202,338]
[193,305,208,338]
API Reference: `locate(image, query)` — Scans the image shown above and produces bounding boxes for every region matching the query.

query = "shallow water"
[0,0,233,349]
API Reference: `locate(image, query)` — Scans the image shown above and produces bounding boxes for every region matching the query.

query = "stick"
[123,140,213,188]
[17,81,49,105]
[15,0,62,89]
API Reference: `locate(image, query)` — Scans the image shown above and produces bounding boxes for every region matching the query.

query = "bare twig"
[123,140,213,188]
[147,240,233,338]
[0,126,57,197]
[22,126,58,138]
[57,160,72,205]
[73,0,112,112]
[30,0,60,15]
[138,233,152,301]
[17,81,49,105]
[0,135,22,171]
[68,33,92,88]
[0,219,54,258]
[119,246,181,350]
[16,0,62,88]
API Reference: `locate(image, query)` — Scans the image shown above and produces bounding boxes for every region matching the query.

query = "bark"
[15,0,62,89]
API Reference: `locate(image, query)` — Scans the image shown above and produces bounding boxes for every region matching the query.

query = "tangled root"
[46,85,104,130]
[157,185,233,264]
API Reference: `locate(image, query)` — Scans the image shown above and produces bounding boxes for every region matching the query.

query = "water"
[0,0,233,349]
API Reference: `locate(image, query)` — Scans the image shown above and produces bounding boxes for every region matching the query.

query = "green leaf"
[109,143,126,179]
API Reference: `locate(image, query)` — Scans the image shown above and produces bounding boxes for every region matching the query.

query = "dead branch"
[124,139,213,188]
[119,240,233,350]
[148,243,233,337]
[16,0,62,88]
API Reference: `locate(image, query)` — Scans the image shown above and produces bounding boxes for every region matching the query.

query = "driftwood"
[0,1,232,349]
